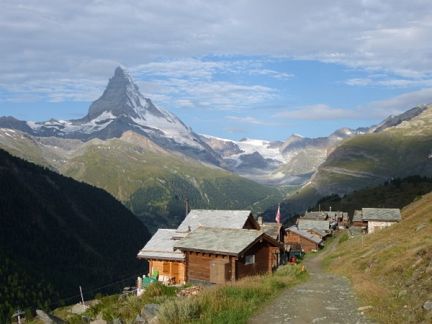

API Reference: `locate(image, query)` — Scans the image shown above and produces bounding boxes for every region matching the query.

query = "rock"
[416,224,426,232]
[141,304,159,322]
[71,303,89,315]
[90,320,107,324]
[36,310,66,324]
[398,290,407,298]
[176,285,203,297]
[357,305,373,311]
[423,300,432,311]
[426,261,432,274]
[134,314,147,323]
[112,319,123,324]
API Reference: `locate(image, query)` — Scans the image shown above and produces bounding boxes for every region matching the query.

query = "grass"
[324,192,432,323]
[45,266,307,324]
[45,282,179,323]
[157,264,308,324]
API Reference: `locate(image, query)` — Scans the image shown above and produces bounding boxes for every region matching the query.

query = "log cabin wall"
[148,260,186,284]
[284,231,319,252]
[299,237,319,252]
[186,252,232,282]
[236,241,274,280]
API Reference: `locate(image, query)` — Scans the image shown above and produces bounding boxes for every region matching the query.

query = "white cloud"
[276,104,360,120]
[345,77,432,88]
[1,1,432,85]
[275,89,432,122]
[366,87,432,116]
[225,115,269,125]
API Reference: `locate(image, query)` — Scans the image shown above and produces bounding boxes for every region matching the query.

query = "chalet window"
[244,254,255,265]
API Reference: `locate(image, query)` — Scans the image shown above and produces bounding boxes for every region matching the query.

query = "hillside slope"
[60,132,284,232]
[269,105,432,222]
[0,129,283,232]
[312,176,432,217]
[326,192,432,323]
[0,149,150,322]
[310,104,432,197]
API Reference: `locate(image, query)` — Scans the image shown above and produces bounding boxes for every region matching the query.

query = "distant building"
[351,208,401,233]
[284,225,323,253]
[302,210,348,227]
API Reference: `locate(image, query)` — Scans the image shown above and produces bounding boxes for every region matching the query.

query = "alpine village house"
[137,210,285,285]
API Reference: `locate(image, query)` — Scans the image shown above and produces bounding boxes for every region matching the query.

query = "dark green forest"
[312,175,432,217]
[0,149,150,322]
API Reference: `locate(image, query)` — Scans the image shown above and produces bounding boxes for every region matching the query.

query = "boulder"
[90,320,107,324]
[71,303,89,315]
[423,300,432,311]
[134,314,147,323]
[141,303,159,322]
[35,310,66,324]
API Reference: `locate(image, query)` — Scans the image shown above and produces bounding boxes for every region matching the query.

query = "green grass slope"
[270,105,432,221]
[325,192,432,323]
[60,132,284,232]
[0,148,150,322]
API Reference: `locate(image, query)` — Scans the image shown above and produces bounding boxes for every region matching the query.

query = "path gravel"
[249,243,371,324]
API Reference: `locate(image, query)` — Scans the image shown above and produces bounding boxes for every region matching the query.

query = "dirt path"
[249,242,371,324]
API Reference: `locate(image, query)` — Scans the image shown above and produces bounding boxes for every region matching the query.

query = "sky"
[1,0,432,140]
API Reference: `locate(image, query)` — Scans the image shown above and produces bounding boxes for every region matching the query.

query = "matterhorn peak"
[84,66,163,121]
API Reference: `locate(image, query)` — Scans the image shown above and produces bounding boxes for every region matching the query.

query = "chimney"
[257,216,263,226]
[185,197,190,217]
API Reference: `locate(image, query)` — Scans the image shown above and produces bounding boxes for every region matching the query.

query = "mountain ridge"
[0,148,151,322]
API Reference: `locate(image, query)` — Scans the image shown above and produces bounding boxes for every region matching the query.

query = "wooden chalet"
[137,209,261,284]
[258,217,287,266]
[137,229,186,284]
[174,227,281,284]
[284,225,323,253]
[297,219,331,240]
[351,210,367,228]
[302,210,348,227]
[353,208,401,233]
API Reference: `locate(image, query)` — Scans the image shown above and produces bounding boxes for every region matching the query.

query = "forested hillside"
[312,176,432,217]
[0,149,150,322]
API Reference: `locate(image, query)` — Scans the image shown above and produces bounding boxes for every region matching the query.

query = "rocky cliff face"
[0,67,221,165]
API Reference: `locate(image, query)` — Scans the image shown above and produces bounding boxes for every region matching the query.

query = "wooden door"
[210,259,229,284]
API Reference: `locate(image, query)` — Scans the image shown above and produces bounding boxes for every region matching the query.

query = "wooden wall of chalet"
[148,260,186,284]
[284,231,319,253]
[236,241,277,280]
[185,252,234,283]
[184,240,277,284]
[352,220,368,227]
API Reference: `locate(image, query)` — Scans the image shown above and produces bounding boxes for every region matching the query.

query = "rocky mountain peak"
[84,66,165,121]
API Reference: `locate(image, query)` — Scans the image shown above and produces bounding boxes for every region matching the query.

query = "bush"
[158,298,202,324]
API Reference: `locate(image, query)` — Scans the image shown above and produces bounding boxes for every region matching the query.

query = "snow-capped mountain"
[201,128,361,185]
[0,67,221,164]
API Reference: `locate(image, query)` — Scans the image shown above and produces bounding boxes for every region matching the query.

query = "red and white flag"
[275,204,281,224]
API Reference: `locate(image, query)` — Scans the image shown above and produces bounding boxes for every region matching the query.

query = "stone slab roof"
[137,229,185,261]
[177,209,253,232]
[287,226,323,245]
[352,210,363,222]
[297,219,330,232]
[261,222,282,240]
[174,227,275,256]
[361,208,401,222]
